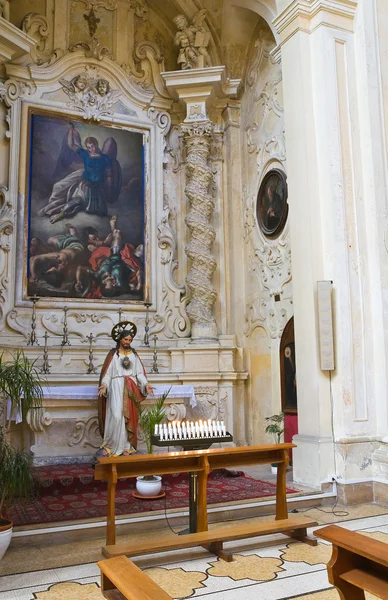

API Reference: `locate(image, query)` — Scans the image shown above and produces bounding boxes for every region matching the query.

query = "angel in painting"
[38,123,122,223]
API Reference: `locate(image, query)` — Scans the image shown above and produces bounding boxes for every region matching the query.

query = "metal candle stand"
[27,296,40,346]
[61,306,71,347]
[150,334,159,373]
[86,333,97,374]
[40,332,51,374]
[143,302,151,346]
[151,432,233,534]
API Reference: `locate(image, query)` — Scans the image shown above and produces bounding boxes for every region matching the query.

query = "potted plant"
[130,389,170,497]
[0,350,45,559]
[264,412,285,474]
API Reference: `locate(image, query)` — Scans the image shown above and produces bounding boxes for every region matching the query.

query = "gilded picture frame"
[23,107,150,304]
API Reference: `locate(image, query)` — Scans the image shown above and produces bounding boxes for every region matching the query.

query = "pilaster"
[162,67,225,342]
[274,0,382,488]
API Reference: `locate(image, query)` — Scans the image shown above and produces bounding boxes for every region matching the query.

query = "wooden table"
[95,443,317,560]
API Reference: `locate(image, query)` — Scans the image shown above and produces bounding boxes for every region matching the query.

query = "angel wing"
[192,8,207,28]
[59,78,76,100]
[102,137,122,204]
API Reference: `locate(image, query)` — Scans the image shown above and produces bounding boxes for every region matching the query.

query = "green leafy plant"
[0,427,35,521]
[129,388,171,455]
[264,413,285,444]
[0,350,44,422]
[0,350,45,521]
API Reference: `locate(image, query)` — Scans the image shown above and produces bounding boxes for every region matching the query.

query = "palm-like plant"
[0,350,44,423]
[265,413,285,444]
[130,388,171,455]
[0,350,45,522]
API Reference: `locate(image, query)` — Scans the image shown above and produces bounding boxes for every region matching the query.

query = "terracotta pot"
[136,475,162,497]
[0,519,12,561]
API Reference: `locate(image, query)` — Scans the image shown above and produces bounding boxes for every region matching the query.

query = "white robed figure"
[97,321,153,456]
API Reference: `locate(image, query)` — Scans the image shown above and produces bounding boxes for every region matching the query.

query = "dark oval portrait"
[256,169,288,238]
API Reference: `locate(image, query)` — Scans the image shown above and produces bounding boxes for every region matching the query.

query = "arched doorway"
[280,317,298,458]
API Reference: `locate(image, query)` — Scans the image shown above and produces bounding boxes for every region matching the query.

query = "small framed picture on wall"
[256,169,288,238]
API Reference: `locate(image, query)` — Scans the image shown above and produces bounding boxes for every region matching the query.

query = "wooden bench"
[98,555,172,600]
[95,444,318,560]
[103,516,317,561]
[315,524,388,599]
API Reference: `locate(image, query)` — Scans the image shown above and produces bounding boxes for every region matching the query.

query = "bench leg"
[202,542,233,562]
[285,527,317,546]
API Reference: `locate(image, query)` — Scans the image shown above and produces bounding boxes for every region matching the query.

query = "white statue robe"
[101,352,148,455]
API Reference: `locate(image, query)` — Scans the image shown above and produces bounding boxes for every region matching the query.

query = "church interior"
[1,0,388,598]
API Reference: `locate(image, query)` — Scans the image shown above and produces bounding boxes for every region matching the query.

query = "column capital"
[274,0,359,45]
[162,66,240,122]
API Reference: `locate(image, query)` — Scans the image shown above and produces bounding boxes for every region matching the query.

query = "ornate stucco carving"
[73,0,117,9]
[152,209,190,338]
[0,79,36,104]
[69,36,112,60]
[192,386,218,420]
[241,29,291,343]
[130,0,148,21]
[0,186,14,331]
[182,121,217,340]
[147,107,171,134]
[166,126,185,173]
[27,408,52,432]
[68,415,101,448]
[21,13,50,65]
[173,10,211,70]
[59,67,120,120]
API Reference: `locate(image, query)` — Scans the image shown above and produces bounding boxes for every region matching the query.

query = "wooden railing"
[95,443,318,560]
[316,524,388,599]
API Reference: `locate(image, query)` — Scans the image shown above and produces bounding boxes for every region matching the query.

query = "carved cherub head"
[173,14,188,31]
[96,78,110,96]
[73,75,88,92]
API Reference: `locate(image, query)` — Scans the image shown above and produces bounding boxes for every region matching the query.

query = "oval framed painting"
[256,169,288,238]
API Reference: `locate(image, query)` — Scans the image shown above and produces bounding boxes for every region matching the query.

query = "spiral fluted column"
[182,121,217,340]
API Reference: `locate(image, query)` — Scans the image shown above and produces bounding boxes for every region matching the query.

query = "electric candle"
[160,428,164,441]
[190,421,195,438]
[204,422,209,437]
[182,422,187,439]
[221,421,226,436]
[154,424,159,436]
[216,421,221,436]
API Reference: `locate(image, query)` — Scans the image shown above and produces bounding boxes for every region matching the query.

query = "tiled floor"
[0,504,387,599]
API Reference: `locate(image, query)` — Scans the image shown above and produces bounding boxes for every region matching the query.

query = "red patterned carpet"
[8,464,297,527]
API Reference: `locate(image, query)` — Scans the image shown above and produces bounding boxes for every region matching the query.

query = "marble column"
[162,67,226,342]
[274,0,387,489]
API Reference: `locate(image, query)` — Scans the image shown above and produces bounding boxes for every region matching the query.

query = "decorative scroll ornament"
[21,13,52,65]
[182,121,217,340]
[69,36,112,60]
[0,79,36,105]
[59,67,120,120]
[152,209,190,338]
[173,10,211,70]
[242,185,256,242]
[27,408,52,433]
[0,186,14,331]
[147,107,171,134]
[68,416,102,448]
[192,386,218,420]
[244,236,292,340]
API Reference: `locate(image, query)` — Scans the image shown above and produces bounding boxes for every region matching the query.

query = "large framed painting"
[256,169,288,238]
[24,109,148,303]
